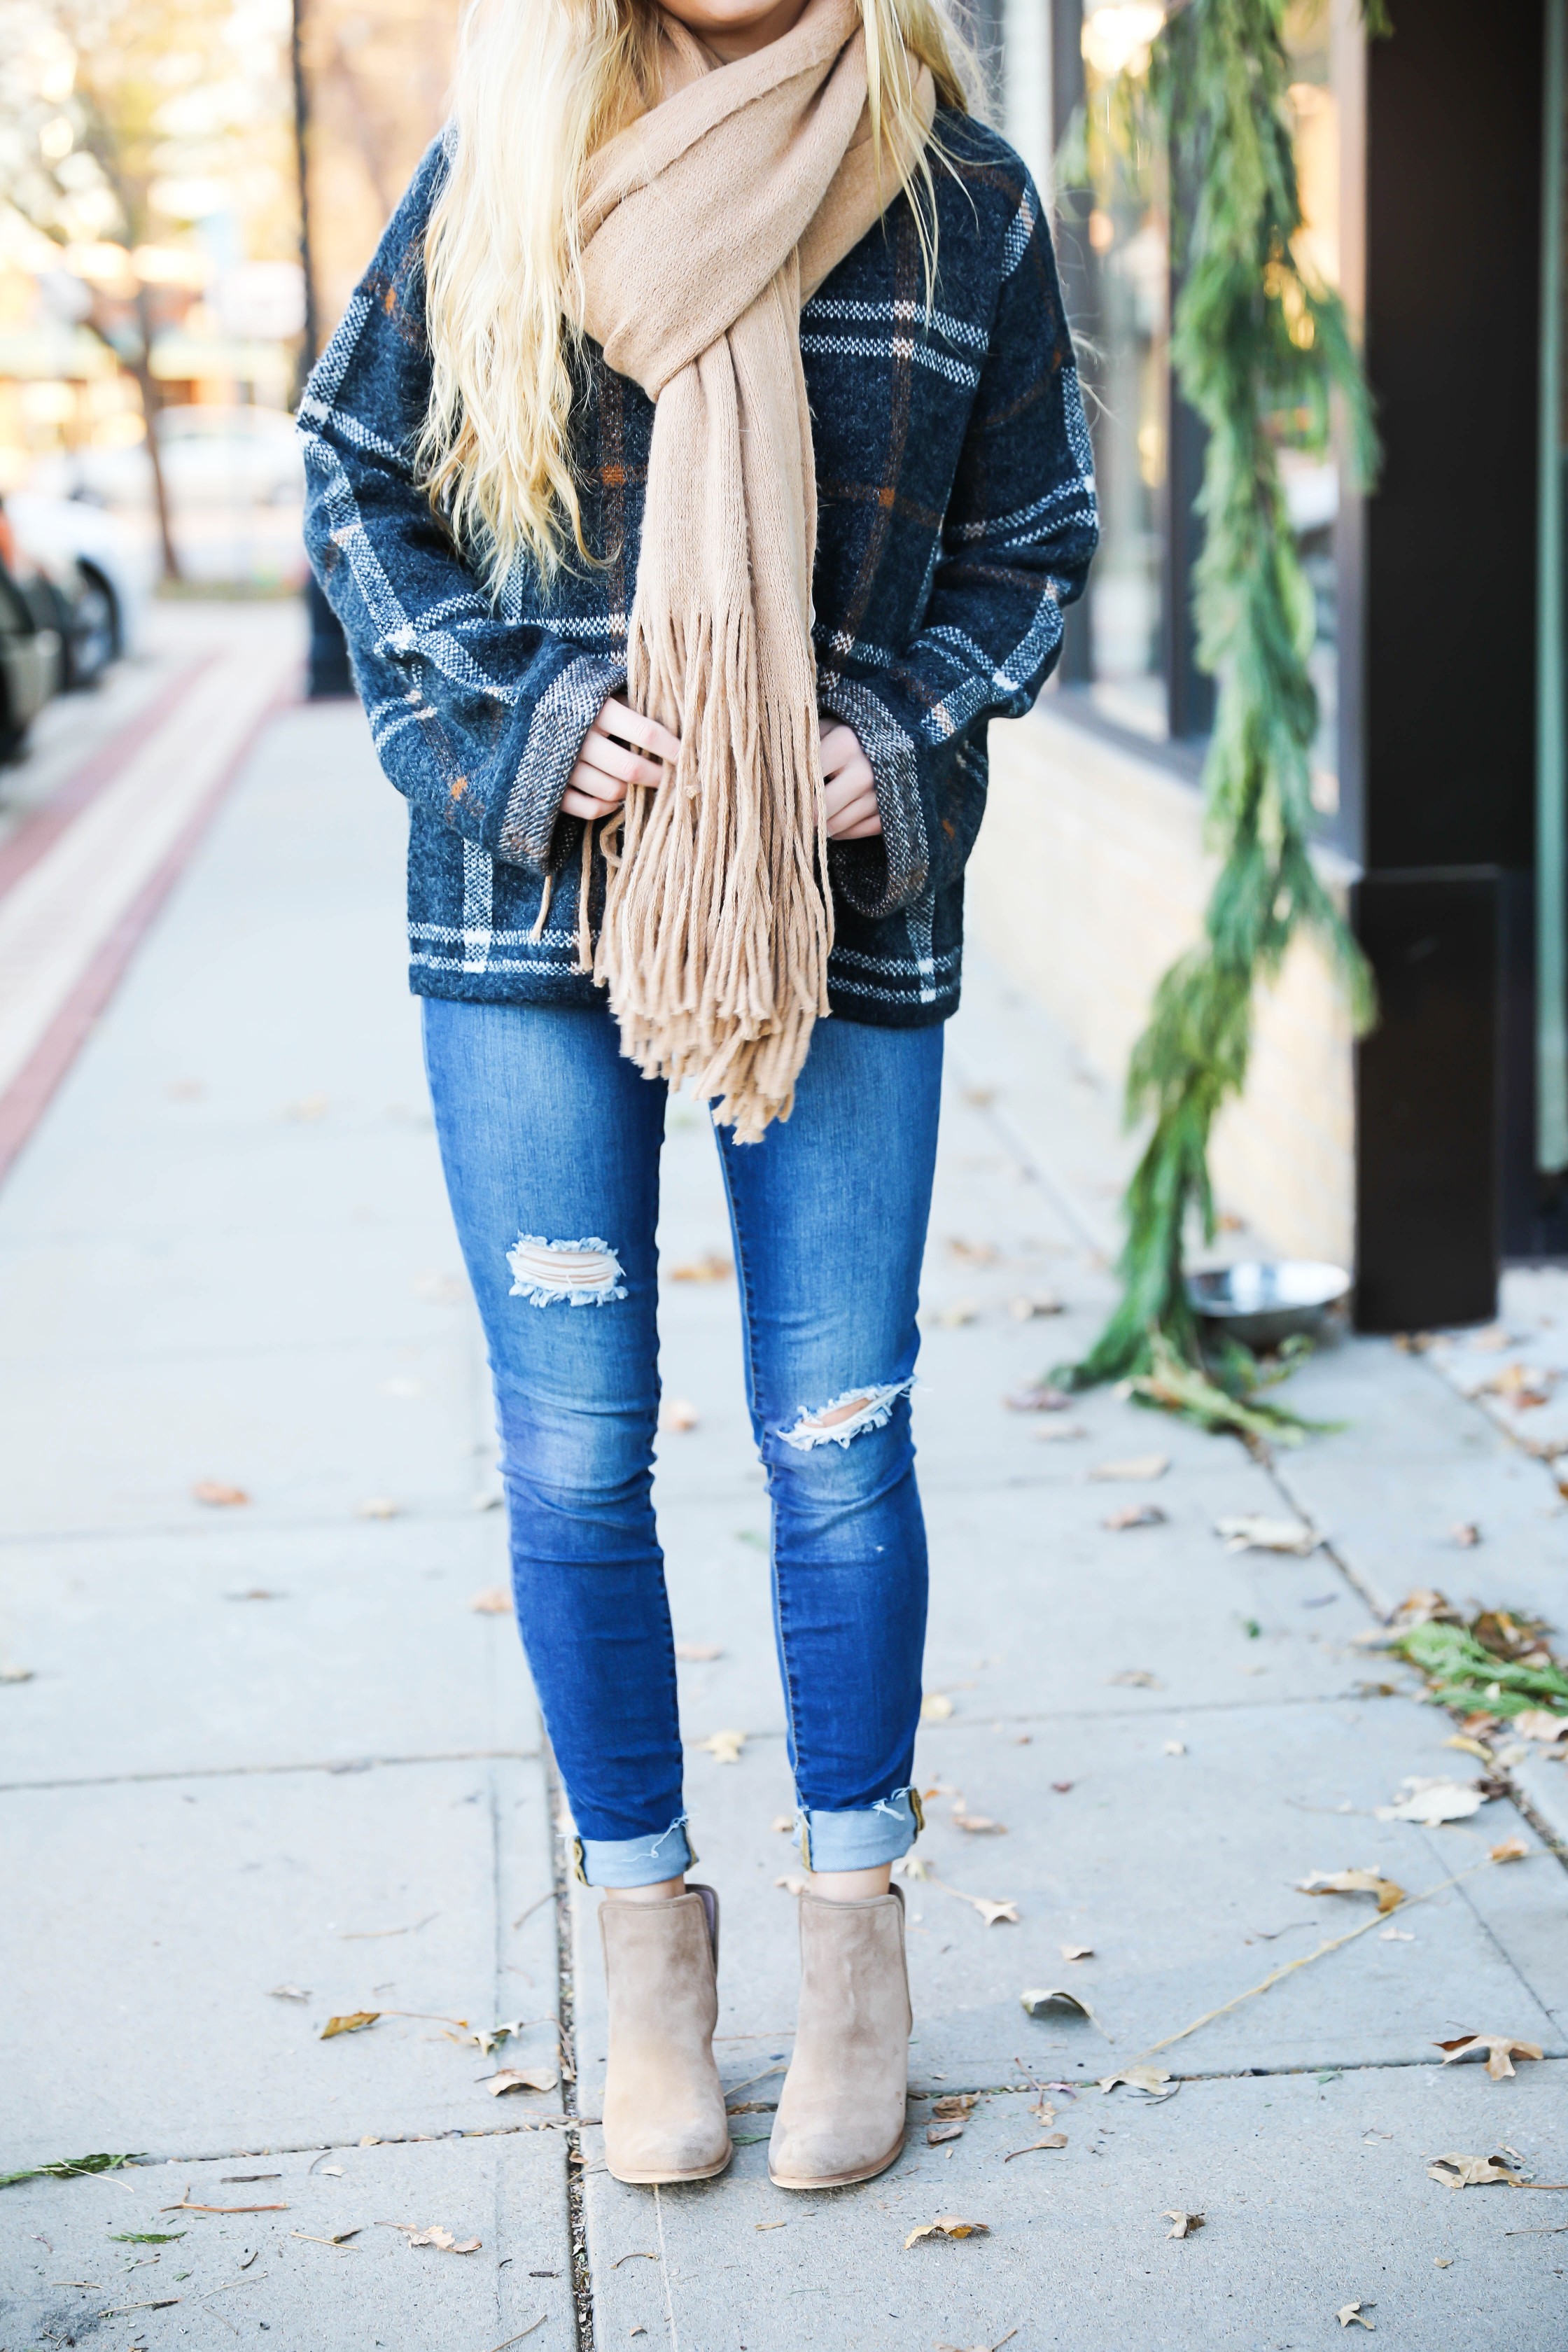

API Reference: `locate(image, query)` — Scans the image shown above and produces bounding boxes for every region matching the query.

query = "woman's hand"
[820,720,881,841]
[561,696,682,821]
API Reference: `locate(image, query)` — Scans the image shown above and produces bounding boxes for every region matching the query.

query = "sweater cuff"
[497,650,626,872]
[818,673,930,918]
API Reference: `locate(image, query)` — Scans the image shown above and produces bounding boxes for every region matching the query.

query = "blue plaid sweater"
[300,114,1096,1027]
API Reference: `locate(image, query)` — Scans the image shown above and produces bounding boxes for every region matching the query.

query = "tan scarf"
[578,0,934,1142]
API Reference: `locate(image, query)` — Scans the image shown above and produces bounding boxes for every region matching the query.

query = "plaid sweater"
[300,113,1096,1027]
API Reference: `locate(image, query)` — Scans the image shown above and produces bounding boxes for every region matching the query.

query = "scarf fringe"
[586,597,832,1144]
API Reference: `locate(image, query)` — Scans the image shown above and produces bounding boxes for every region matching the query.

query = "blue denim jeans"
[422,999,941,1887]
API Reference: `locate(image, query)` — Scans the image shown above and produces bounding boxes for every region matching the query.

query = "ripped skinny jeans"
[422,998,941,1887]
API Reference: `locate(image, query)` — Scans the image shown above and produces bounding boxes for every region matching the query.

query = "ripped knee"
[507,1233,626,1308]
[778,1377,914,1451]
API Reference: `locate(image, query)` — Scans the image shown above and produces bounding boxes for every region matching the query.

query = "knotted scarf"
[578,0,935,1140]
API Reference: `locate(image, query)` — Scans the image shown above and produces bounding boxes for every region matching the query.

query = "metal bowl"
[1186,1260,1352,1350]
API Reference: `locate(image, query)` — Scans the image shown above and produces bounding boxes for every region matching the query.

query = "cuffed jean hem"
[797,1787,920,1873]
[573,1818,696,1889]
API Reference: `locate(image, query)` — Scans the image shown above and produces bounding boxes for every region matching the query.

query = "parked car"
[31,404,304,514]
[0,550,62,760]
[6,490,150,688]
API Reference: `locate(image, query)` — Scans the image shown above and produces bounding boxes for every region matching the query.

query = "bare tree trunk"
[133,286,180,583]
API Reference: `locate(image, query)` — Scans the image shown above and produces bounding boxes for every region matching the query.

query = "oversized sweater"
[299,111,1097,1028]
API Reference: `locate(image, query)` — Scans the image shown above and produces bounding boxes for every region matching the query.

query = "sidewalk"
[2,661,1566,2351]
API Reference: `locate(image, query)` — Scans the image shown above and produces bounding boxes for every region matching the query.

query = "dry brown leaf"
[1021,1986,1104,2030]
[320,2012,379,2039]
[1036,1421,1090,1443]
[469,1588,512,1615]
[927,2122,965,2146]
[669,1254,732,1284]
[1427,2152,1525,2188]
[1089,1453,1170,1482]
[1060,1943,1093,1961]
[403,2226,482,2253]
[1004,2135,1067,2160]
[774,1875,810,1896]
[1214,1514,1317,1555]
[899,1855,932,1880]
[1376,1777,1485,1825]
[1490,1837,1530,1863]
[1009,1294,1065,1320]
[920,1692,955,1722]
[696,1728,746,1764]
[1296,1870,1406,1916]
[192,1480,249,1508]
[356,1498,400,1520]
[904,2215,990,2248]
[675,1641,723,1662]
[1444,1735,1494,1761]
[1516,1709,1568,1744]
[1104,1504,1167,1530]
[481,2066,558,2096]
[935,1301,979,1329]
[1004,1382,1072,1413]
[952,1809,1006,1835]
[1105,1669,1163,1689]
[948,1238,998,1265]
[1164,2209,1205,2239]
[931,2094,977,2121]
[0,1663,34,1683]
[771,1812,794,1833]
[1380,1926,1414,1942]
[1336,2303,1375,2330]
[969,1896,1020,1927]
[1450,1521,1481,1548]
[1163,1740,1186,1756]
[659,1399,700,1432]
[1098,2064,1175,2097]
[1434,2033,1544,2082]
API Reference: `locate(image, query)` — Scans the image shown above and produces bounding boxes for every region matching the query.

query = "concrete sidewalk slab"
[1,1757,559,2164]
[580,2066,1568,2352]
[0,2131,573,2352]
[0,1516,532,1784]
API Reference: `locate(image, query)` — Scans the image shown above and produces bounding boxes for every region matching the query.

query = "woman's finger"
[578,727,666,792]
[818,722,865,780]
[598,696,682,768]
[822,761,876,822]
[562,785,620,819]
[824,788,881,840]
[832,807,884,841]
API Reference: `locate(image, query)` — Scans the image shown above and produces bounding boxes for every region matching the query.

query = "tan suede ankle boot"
[599,1884,732,2186]
[768,1885,911,2190]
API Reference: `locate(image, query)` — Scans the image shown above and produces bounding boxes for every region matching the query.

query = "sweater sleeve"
[298,141,624,876]
[817,174,1098,920]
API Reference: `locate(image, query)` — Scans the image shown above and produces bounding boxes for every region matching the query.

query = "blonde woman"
[301,0,1096,2192]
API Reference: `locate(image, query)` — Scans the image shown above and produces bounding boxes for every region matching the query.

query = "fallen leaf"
[403,2226,482,2253]
[320,2012,379,2039]
[952,1809,1006,1835]
[675,1642,722,1662]
[771,1812,795,1833]
[1004,1382,1072,1413]
[936,1300,979,1329]
[920,1692,955,1722]
[1434,2033,1544,2082]
[1009,1294,1064,1320]
[1021,1987,1105,2030]
[1336,2302,1375,2330]
[1164,2209,1205,2239]
[1296,1870,1406,1915]
[1427,2152,1526,2188]
[935,2336,1016,2352]
[290,2229,362,2247]
[1089,1453,1170,1481]
[775,1875,811,1896]
[669,1254,732,1283]
[1098,2065,1175,2098]
[1106,1667,1165,1688]
[1104,1504,1167,1530]
[659,1399,700,1432]
[1450,1521,1481,1548]
[1004,2135,1067,2160]
[948,1237,998,1264]
[1,1664,36,1683]
[192,1480,248,1508]
[1376,1778,1486,1824]
[1215,1514,1317,1555]
[1163,1740,1186,1756]
[356,1497,400,1520]
[1060,1943,1093,1961]
[1036,1420,1089,1443]
[1380,1927,1415,1942]
[904,2214,990,2248]
[968,1896,1021,1927]
[1051,1779,1074,1793]
[481,2067,558,2096]
[1515,1709,1568,1744]
[268,1984,311,2001]
[1490,1837,1529,1862]
[469,1588,512,1615]
[931,2094,976,2121]
[927,2122,965,2145]
[1444,1735,1494,1761]
[898,1855,932,1879]
[696,1728,746,1764]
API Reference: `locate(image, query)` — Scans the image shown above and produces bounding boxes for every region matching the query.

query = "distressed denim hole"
[779,1377,913,1451]
[507,1233,627,1308]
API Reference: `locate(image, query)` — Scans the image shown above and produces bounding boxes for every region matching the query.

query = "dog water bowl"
[1186,1260,1351,1350]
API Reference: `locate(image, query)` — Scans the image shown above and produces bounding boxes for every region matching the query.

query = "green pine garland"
[1065,0,1384,1421]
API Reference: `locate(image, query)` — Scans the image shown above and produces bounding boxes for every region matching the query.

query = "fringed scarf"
[577,0,934,1140]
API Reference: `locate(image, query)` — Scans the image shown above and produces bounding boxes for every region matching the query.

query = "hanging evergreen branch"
[1065,0,1382,1413]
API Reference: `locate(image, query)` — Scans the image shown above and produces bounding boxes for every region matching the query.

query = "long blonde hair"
[418,0,974,589]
